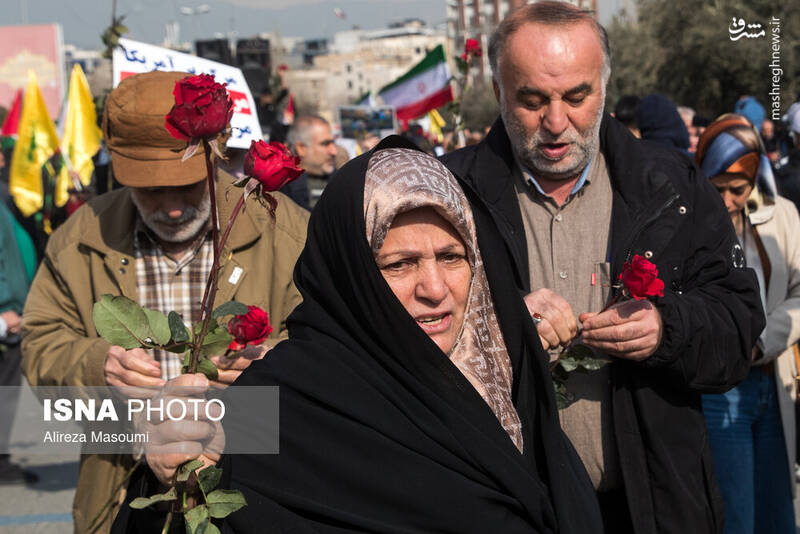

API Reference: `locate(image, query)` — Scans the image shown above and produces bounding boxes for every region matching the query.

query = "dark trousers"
[0,341,22,454]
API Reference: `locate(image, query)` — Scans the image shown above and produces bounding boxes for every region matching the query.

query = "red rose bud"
[165,74,233,141]
[227,305,273,351]
[243,140,303,192]
[464,38,482,57]
[620,255,665,300]
[277,64,289,72]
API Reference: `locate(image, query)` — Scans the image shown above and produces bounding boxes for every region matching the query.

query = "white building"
[283,20,447,118]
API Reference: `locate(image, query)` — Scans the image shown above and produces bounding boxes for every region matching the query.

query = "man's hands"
[1,310,21,335]
[523,289,579,351]
[580,299,663,361]
[105,346,165,389]
[524,290,664,361]
[209,344,269,387]
[143,373,224,486]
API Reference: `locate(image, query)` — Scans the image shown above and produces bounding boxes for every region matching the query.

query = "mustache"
[147,206,200,226]
[531,129,581,145]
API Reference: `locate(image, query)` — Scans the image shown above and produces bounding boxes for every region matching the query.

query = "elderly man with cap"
[20,71,309,533]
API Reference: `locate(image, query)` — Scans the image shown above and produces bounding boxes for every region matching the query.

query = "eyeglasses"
[714,184,752,196]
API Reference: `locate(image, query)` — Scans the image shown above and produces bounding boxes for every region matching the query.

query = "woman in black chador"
[124,138,602,533]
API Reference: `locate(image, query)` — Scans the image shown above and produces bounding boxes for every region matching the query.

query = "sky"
[0,0,622,50]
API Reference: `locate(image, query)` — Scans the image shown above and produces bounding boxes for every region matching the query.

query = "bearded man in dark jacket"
[442,3,764,533]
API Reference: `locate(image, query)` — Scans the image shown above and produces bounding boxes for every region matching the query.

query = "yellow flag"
[9,71,61,217]
[58,64,102,208]
[427,109,446,143]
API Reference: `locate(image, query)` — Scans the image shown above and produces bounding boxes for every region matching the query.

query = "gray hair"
[286,115,330,153]
[488,1,611,83]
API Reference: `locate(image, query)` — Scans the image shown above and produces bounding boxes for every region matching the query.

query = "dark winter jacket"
[441,113,765,534]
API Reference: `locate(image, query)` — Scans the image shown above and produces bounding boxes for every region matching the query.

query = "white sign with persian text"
[112,38,262,149]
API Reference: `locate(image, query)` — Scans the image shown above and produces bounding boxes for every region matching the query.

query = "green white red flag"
[378,45,453,121]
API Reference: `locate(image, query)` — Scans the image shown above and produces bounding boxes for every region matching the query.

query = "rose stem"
[190,139,222,374]
[551,293,621,369]
[217,193,247,254]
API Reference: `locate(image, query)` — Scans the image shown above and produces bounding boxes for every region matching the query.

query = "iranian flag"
[378,45,453,121]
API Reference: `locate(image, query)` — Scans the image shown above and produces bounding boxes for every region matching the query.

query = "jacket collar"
[747,189,777,226]
[598,112,678,214]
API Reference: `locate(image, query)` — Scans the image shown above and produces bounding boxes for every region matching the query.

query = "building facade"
[282,21,447,119]
[445,0,598,76]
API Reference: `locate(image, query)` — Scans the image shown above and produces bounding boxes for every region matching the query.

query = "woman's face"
[710,173,753,217]
[376,207,471,354]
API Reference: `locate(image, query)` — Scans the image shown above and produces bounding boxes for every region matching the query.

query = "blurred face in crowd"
[761,120,774,139]
[130,179,211,244]
[297,121,338,177]
[494,21,606,182]
[375,207,472,355]
[710,173,753,218]
[689,128,699,154]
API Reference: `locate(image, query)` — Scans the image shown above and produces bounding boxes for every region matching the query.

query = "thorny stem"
[218,193,247,254]
[161,511,173,534]
[190,139,221,374]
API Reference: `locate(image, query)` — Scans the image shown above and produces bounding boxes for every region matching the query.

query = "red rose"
[464,38,482,57]
[165,74,233,141]
[227,305,273,351]
[243,140,303,191]
[620,255,665,300]
[277,64,289,72]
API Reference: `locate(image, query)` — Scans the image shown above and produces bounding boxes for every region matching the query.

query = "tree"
[606,0,799,120]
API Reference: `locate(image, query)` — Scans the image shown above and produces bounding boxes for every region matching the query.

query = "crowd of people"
[2,1,800,533]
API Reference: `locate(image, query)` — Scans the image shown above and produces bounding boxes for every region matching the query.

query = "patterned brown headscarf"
[364,148,523,452]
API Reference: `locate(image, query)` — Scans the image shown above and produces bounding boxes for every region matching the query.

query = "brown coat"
[21,178,308,533]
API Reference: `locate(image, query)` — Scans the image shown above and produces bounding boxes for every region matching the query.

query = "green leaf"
[559,344,611,373]
[580,357,611,371]
[568,344,595,360]
[204,524,221,534]
[196,358,219,381]
[559,354,581,373]
[128,487,177,509]
[184,504,209,534]
[200,324,232,358]
[553,380,575,410]
[176,459,204,482]
[143,308,171,346]
[92,294,151,349]
[211,301,248,320]
[198,465,222,497]
[206,489,247,519]
[168,311,190,343]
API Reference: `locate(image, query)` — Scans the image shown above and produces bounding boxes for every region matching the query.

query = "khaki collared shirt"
[515,152,621,491]
[134,219,213,380]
